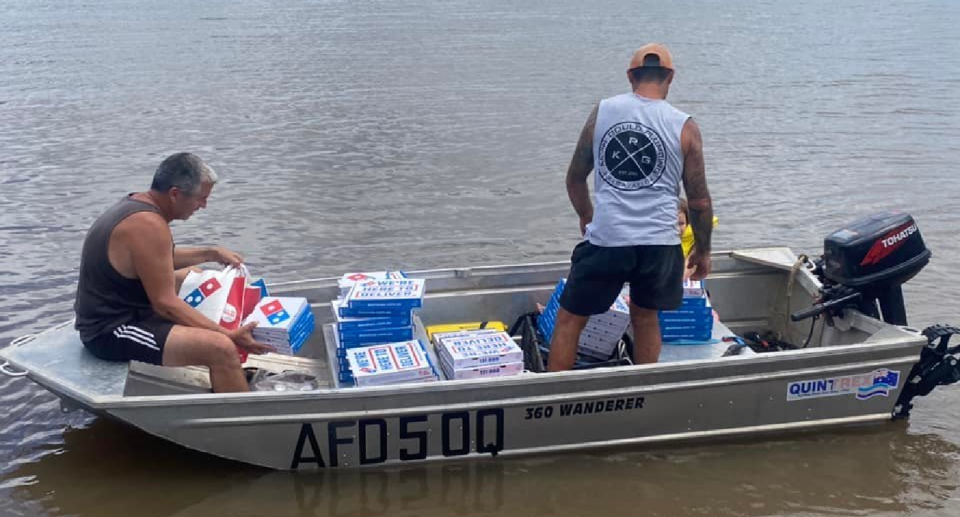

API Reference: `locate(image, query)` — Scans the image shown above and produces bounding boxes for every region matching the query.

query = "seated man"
[74,152,272,392]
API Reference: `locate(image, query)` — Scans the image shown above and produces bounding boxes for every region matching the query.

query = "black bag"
[508,312,632,372]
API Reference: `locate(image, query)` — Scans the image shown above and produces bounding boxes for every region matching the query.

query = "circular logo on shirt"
[597,122,666,191]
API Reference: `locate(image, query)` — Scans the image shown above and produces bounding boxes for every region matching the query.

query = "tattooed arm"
[567,104,598,236]
[681,118,713,280]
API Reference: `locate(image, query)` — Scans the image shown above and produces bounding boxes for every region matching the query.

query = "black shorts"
[559,241,684,316]
[82,313,175,365]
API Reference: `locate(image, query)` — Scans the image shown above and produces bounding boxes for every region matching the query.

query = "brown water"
[2,0,960,515]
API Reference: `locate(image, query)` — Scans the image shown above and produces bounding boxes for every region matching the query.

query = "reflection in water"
[8,419,262,517]
[10,419,957,517]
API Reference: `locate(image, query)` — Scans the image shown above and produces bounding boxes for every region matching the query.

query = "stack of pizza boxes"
[242,296,316,355]
[343,340,438,387]
[432,329,524,380]
[331,277,437,385]
[538,279,631,360]
[658,279,713,341]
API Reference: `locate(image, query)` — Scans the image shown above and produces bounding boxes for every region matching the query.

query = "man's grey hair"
[150,152,219,195]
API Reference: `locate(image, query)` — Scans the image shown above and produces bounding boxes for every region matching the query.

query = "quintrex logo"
[598,122,666,191]
[787,368,900,401]
[860,222,918,266]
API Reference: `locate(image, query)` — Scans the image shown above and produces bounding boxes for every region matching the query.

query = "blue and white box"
[439,355,524,380]
[659,280,714,342]
[539,279,631,360]
[344,279,425,313]
[434,330,523,370]
[337,271,407,298]
[331,299,411,332]
[345,340,439,387]
[243,296,315,355]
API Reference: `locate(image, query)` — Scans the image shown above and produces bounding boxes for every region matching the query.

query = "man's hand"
[579,215,592,237]
[687,251,712,281]
[227,322,274,355]
[210,246,244,267]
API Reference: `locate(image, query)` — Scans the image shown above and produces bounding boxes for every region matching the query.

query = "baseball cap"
[628,43,674,71]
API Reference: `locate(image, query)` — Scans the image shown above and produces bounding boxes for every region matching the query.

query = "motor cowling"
[822,211,930,293]
[793,212,931,326]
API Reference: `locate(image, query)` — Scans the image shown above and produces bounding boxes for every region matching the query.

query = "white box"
[337,271,407,297]
[439,355,523,380]
[345,340,437,386]
[345,279,425,310]
[436,331,523,369]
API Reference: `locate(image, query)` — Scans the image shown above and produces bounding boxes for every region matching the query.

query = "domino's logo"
[184,278,222,308]
[259,299,290,325]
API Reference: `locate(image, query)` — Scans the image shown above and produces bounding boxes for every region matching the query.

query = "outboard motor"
[791,211,931,326]
[792,212,959,420]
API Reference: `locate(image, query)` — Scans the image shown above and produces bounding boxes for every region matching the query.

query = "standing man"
[75,152,272,392]
[548,43,713,371]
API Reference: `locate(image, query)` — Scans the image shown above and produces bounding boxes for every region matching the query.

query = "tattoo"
[681,118,712,254]
[566,105,598,220]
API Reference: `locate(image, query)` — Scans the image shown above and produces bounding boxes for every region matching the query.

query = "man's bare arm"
[174,246,243,269]
[124,214,231,333]
[567,104,598,235]
[681,118,712,254]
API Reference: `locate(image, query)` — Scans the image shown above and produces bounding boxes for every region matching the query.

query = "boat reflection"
[7,418,958,517]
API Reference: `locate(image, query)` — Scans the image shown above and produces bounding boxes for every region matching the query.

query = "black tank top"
[74,195,163,342]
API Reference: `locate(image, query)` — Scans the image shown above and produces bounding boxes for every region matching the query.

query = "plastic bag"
[250,370,319,392]
[178,267,237,323]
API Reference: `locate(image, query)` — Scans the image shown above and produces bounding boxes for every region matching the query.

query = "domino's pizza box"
[660,302,713,320]
[578,344,616,361]
[588,320,630,336]
[335,303,412,319]
[243,297,315,355]
[252,308,314,342]
[435,331,523,369]
[344,279,425,312]
[679,297,708,308]
[661,317,714,331]
[439,354,523,380]
[259,320,315,355]
[255,308,315,338]
[337,271,407,297]
[338,326,415,346]
[662,329,713,342]
[425,321,507,341]
[345,340,438,387]
[259,317,315,348]
[331,299,411,331]
[577,328,621,358]
[683,279,706,298]
[658,316,713,329]
[430,328,501,346]
[243,297,310,330]
[261,319,316,355]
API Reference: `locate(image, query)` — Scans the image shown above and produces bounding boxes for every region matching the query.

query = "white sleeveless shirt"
[584,93,690,247]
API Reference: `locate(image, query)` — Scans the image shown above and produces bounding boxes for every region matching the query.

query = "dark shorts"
[559,241,684,316]
[82,313,175,365]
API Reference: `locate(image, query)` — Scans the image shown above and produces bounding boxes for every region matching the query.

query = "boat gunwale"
[11,330,922,411]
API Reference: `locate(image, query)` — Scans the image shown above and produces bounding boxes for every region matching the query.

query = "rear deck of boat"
[2,248,905,407]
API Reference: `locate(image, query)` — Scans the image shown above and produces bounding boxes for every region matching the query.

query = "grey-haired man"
[74,152,271,392]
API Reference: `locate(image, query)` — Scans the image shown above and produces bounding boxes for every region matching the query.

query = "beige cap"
[628,43,674,70]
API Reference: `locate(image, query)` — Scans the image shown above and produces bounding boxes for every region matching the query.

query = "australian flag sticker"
[260,299,290,325]
[184,278,222,307]
[856,369,900,400]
